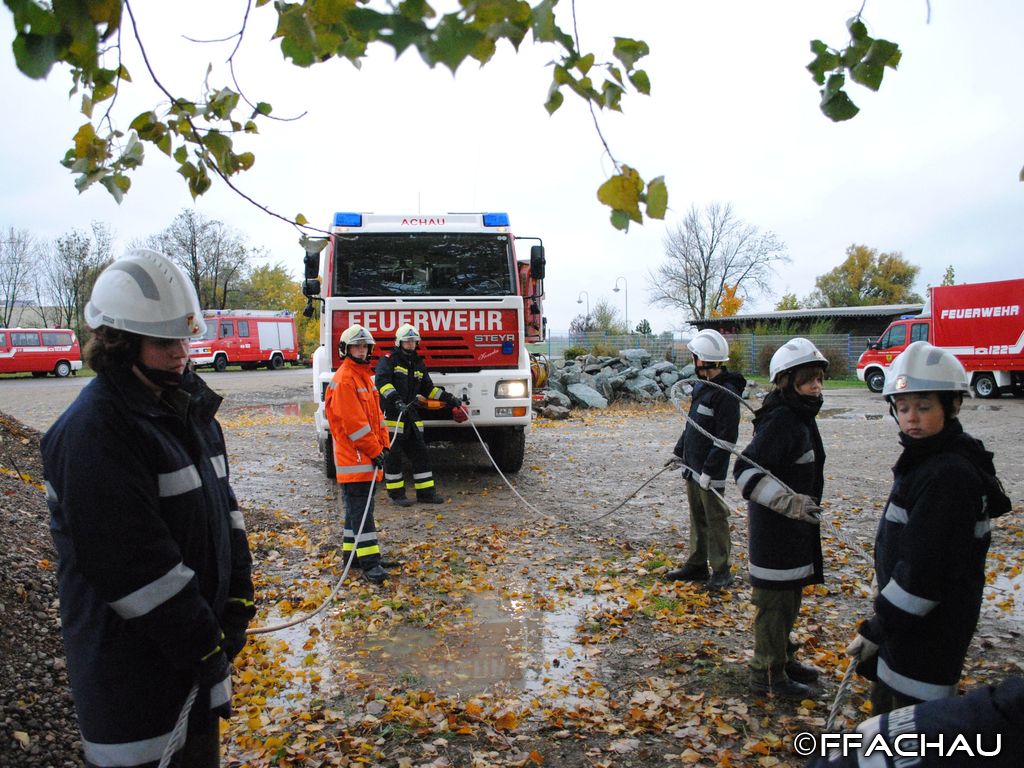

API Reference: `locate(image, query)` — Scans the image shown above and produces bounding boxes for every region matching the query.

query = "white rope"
[157,682,198,768]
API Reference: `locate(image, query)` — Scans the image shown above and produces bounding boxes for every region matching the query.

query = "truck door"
[219,320,237,362]
[878,322,908,364]
[236,319,254,362]
[910,322,929,343]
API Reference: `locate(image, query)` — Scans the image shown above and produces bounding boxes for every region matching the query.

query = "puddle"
[818,408,853,419]
[265,592,609,706]
[223,401,318,419]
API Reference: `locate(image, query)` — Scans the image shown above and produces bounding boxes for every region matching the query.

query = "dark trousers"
[870,678,922,715]
[340,481,380,568]
[86,715,220,768]
[384,429,436,501]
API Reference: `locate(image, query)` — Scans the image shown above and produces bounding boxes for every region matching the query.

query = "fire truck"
[856,278,1024,397]
[188,309,299,372]
[301,212,546,477]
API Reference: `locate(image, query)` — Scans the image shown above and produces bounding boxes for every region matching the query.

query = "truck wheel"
[487,426,525,474]
[214,355,228,373]
[865,368,885,394]
[973,373,999,399]
[54,361,72,378]
[270,353,284,370]
[323,434,336,481]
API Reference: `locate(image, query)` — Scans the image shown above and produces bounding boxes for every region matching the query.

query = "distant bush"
[757,342,780,378]
[590,342,618,358]
[727,341,746,375]
[821,347,850,379]
[563,346,587,361]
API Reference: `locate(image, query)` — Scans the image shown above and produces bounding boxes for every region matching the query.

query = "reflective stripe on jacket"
[375,348,449,430]
[326,357,389,483]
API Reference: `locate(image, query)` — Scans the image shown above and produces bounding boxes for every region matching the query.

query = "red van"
[0,328,83,378]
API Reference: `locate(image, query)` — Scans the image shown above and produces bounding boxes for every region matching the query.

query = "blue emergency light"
[333,212,363,227]
[483,212,510,227]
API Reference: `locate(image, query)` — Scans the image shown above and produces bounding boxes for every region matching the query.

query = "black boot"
[390,496,415,507]
[785,659,821,684]
[708,568,734,589]
[665,563,709,582]
[749,668,812,700]
[417,496,445,504]
[362,564,388,584]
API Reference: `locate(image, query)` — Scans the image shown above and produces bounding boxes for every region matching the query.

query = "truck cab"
[857,316,930,393]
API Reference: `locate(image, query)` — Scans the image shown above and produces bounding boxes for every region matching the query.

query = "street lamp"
[576,290,590,321]
[613,276,628,334]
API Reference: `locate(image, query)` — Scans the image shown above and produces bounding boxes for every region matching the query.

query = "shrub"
[821,347,850,379]
[757,342,780,378]
[726,341,746,375]
[563,346,587,361]
[590,342,618,358]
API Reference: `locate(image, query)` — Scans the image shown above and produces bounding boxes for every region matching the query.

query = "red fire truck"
[0,327,82,377]
[301,212,546,476]
[856,278,1024,397]
[188,310,299,372]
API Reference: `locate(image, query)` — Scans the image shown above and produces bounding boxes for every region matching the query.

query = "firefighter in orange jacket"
[324,325,392,584]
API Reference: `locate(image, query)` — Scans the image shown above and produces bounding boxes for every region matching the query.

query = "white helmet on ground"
[687,329,730,363]
[769,337,828,384]
[85,249,206,339]
[882,341,970,397]
[395,323,421,345]
[338,324,375,357]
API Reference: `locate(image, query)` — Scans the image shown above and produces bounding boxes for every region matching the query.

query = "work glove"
[767,492,822,525]
[664,455,684,469]
[451,405,469,423]
[697,473,713,491]
[197,648,230,688]
[222,625,248,662]
[372,448,390,469]
[845,633,879,662]
[442,392,461,408]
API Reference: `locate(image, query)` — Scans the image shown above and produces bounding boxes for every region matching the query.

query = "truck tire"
[54,361,72,378]
[214,354,228,373]
[972,373,999,399]
[270,353,284,370]
[323,434,336,481]
[487,426,525,474]
[865,368,885,394]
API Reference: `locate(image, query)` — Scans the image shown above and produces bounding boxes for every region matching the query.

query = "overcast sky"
[2,1,1022,334]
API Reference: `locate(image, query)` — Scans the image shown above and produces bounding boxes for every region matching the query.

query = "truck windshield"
[332,233,514,297]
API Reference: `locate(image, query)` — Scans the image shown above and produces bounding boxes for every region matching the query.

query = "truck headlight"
[495,379,528,398]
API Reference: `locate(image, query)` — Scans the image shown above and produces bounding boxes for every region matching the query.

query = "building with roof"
[692,303,924,342]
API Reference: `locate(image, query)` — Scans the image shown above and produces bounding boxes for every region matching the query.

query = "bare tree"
[1,227,36,328]
[648,203,789,321]
[151,210,253,309]
[38,224,115,334]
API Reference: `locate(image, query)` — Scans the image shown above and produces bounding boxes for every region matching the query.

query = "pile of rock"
[534,349,696,418]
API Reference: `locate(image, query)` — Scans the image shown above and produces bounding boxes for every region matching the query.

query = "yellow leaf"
[494,711,519,731]
[13,731,30,749]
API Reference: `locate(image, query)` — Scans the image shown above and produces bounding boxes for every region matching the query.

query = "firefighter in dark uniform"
[807,676,1024,768]
[845,341,1011,714]
[41,250,255,768]
[665,329,747,589]
[734,338,829,700]
[375,323,468,505]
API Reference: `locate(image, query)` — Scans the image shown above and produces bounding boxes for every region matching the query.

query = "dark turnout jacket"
[41,367,254,768]
[375,347,454,433]
[734,389,825,590]
[672,369,747,489]
[858,419,1010,702]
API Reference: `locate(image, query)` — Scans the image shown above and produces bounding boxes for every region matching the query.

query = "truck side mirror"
[303,253,320,281]
[302,278,321,297]
[530,244,546,281]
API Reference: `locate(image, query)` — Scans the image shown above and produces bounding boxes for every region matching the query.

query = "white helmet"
[687,329,730,363]
[769,337,828,383]
[882,341,970,397]
[85,249,206,339]
[395,323,421,345]
[338,324,375,357]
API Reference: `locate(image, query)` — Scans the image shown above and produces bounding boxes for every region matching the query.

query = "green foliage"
[563,345,587,361]
[634,318,652,335]
[726,340,745,375]
[775,292,801,311]
[941,265,956,286]
[808,15,902,122]
[808,244,922,307]
[5,0,665,230]
[756,341,779,378]
[819,346,849,379]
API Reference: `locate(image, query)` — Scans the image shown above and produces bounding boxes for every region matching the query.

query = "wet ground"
[5,376,1022,766]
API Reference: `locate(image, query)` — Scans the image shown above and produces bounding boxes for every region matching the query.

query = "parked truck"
[856,278,1024,397]
[301,212,546,477]
[188,309,299,371]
